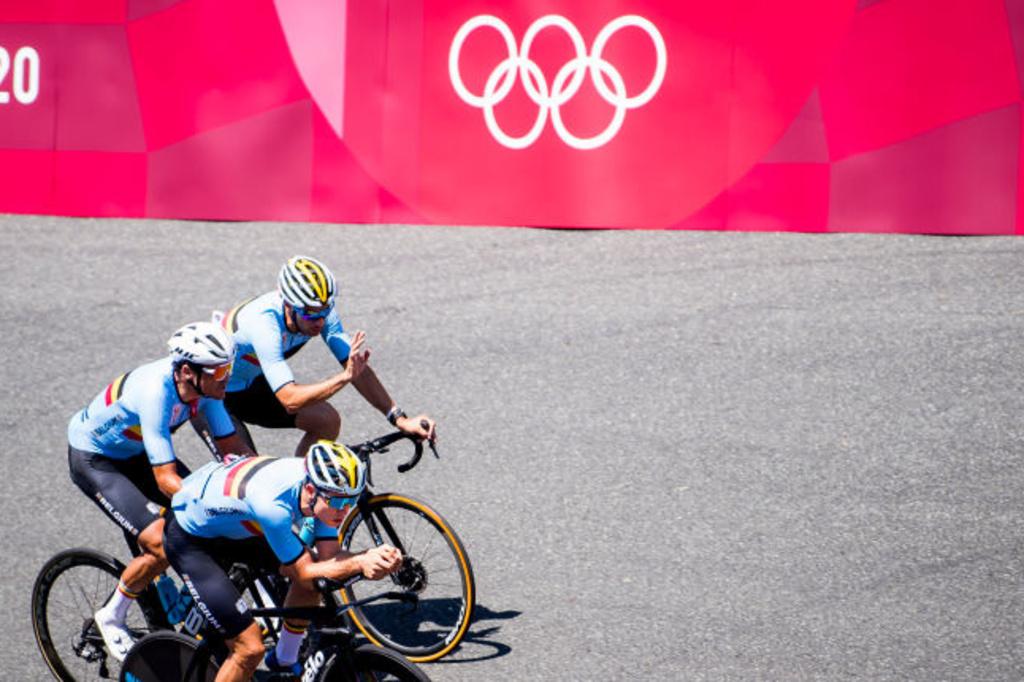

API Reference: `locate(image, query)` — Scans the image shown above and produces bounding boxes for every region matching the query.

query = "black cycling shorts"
[163,515,292,639]
[224,375,297,429]
[68,446,190,538]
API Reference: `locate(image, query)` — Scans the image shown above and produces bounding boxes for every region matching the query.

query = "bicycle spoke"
[33,552,157,682]
[342,497,473,660]
[67,573,91,615]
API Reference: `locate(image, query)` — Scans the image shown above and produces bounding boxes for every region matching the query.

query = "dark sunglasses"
[325,494,357,510]
[297,306,332,321]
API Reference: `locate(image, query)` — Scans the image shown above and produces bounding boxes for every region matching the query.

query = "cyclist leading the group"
[67,322,254,661]
[219,255,436,456]
[164,440,403,682]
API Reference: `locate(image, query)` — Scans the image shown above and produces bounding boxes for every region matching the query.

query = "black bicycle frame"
[177,582,406,682]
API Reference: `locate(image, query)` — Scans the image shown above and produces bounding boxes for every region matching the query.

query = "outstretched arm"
[352,367,436,440]
[281,544,402,584]
[274,331,369,413]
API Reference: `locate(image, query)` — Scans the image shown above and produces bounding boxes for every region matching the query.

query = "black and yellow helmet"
[278,255,337,309]
[304,440,366,497]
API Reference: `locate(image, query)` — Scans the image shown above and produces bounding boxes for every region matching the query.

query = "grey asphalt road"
[2,215,1023,681]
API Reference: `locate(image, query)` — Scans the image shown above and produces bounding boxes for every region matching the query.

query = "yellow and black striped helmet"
[305,440,365,497]
[278,255,337,309]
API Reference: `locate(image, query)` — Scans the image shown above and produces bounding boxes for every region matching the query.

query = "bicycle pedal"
[252,672,296,682]
[264,673,300,682]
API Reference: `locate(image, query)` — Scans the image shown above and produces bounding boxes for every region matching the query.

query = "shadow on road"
[430,603,521,664]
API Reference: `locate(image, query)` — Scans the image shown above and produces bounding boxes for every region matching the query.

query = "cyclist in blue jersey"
[219,255,436,457]
[164,440,402,682]
[67,322,254,662]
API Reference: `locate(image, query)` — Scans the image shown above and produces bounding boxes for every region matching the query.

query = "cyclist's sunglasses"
[201,363,232,381]
[326,494,357,510]
[297,305,332,321]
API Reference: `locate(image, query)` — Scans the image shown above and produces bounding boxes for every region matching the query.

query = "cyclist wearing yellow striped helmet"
[218,256,436,457]
[165,439,401,680]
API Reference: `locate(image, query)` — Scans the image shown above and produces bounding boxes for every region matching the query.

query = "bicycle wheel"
[32,548,164,682]
[323,644,431,682]
[337,494,475,662]
[118,631,218,682]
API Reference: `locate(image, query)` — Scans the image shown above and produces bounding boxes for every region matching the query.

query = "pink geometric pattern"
[127,1,188,22]
[126,0,308,150]
[56,151,146,216]
[56,26,144,151]
[819,0,1019,161]
[0,0,1020,233]
[669,0,1024,234]
[146,100,313,221]
[0,0,126,23]
[827,105,1019,234]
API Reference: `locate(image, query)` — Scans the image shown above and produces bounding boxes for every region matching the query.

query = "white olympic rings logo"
[449,15,667,150]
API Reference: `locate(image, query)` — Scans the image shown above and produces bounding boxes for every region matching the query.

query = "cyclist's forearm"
[292,552,364,583]
[274,374,351,413]
[314,539,344,561]
[152,462,183,497]
[352,367,394,415]
[216,433,255,457]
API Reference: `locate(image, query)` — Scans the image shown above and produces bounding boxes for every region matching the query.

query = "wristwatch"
[386,406,406,426]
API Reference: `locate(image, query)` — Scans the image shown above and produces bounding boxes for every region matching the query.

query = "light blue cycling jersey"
[221,291,352,393]
[67,357,236,466]
[171,456,333,564]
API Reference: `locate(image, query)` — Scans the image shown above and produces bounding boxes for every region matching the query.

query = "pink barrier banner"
[0,0,1021,233]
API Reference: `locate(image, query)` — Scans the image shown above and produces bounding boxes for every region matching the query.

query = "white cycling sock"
[275,620,307,665]
[102,581,139,623]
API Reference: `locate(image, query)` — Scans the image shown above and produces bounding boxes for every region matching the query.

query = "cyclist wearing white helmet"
[67,321,255,662]
[218,255,436,457]
[164,440,401,681]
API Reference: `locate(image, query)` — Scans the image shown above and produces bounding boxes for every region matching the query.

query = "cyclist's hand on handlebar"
[359,544,403,580]
[341,331,370,382]
[397,414,436,441]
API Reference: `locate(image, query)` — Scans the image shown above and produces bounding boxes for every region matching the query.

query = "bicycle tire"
[323,644,432,682]
[118,631,218,682]
[32,547,164,682]
[337,494,475,662]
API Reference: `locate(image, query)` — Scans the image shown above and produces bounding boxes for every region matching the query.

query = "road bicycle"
[118,574,430,682]
[31,547,425,681]
[330,429,476,663]
[32,544,290,682]
[33,430,474,679]
[32,546,172,682]
[221,420,476,662]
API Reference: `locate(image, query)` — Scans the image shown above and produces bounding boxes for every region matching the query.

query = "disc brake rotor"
[394,556,428,594]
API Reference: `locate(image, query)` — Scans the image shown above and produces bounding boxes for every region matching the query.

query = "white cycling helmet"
[305,440,366,497]
[278,255,337,309]
[167,321,235,367]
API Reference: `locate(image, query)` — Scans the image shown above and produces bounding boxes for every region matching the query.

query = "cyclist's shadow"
[434,603,520,664]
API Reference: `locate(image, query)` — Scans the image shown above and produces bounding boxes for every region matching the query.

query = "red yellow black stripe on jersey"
[103,371,132,406]
[241,520,263,536]
[222,456,274,536]
[103,373,143,440]
[221,298,260,366]
[221,297,255,334]
[222,456,274,499]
